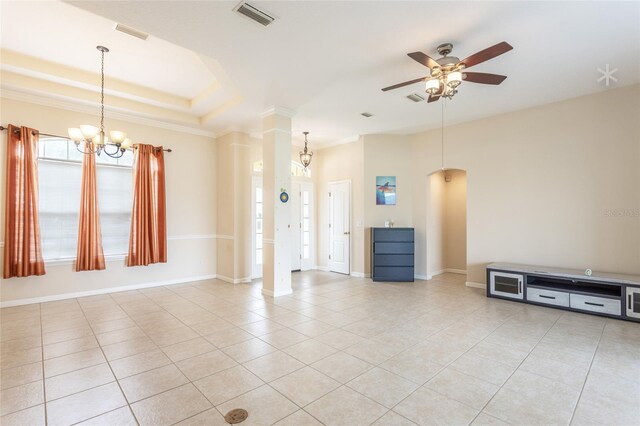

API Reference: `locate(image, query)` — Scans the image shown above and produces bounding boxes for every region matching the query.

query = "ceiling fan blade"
[382,76,428,92]
[407,52,440,69]
[458,41,513,69]
[463,72,507,85]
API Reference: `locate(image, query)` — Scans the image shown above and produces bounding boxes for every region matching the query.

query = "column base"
[261,288,293,298]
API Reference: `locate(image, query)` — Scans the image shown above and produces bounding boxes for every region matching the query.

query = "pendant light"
[67,46,130,158]
[299,131,313,169]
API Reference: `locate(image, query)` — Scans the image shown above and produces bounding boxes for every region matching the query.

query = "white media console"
[487,263,640,322]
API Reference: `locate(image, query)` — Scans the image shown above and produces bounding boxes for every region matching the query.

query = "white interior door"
[329,181,350,275]
[291,182,302,271]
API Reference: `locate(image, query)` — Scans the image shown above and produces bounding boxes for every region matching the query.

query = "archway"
[425,169,467,280]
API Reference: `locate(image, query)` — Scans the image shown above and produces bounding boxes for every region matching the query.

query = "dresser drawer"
[570,294,621,316]
[373,242,414,254]
[373,267,414,281]
[373,254,414,267]
[372,228,414,242]
[527,287,569,307]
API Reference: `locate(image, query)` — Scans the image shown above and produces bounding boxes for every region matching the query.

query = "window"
[38,137,134,260]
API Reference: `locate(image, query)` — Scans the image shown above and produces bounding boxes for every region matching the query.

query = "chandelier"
[67,46,130,158]
[299,131,313,169]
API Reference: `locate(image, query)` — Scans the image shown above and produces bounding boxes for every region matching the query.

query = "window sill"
[44,254,127,266]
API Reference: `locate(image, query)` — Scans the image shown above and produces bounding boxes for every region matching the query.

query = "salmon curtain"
[3,125,46,278]
[127,144,166,266]
[76,143,105,271]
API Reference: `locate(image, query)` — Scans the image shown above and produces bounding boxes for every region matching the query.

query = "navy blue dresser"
[371,228,415,282]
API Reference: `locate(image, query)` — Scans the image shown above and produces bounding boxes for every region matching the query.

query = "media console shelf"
[487,263,640,322]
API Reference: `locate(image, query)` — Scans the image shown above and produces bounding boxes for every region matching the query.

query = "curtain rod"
[0,125,172,152]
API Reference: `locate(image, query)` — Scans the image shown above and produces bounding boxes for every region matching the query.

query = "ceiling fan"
[382,41,513,102]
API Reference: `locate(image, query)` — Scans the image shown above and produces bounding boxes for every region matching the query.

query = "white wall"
[0,98,217,304]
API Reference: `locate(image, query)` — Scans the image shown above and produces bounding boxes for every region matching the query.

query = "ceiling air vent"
[235,2,275,26]
[114,23,149,40]
[406,93,425,102]
[361,112,374,118]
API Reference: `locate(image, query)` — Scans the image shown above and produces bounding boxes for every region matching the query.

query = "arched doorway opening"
[426,169,467,280]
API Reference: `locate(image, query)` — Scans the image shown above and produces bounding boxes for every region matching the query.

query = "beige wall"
[215,132,255,283]
[314,138,365,274]
[362,134,414,275]
[0,98,217,304]
[312,85,639,285]
[411,85,640,284]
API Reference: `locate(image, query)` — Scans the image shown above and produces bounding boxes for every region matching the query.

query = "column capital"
[260,105,296,119]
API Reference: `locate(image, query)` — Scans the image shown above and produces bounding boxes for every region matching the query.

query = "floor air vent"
[235,2,275,26]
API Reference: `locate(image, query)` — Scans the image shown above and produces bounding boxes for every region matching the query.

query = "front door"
[329,181,350,275]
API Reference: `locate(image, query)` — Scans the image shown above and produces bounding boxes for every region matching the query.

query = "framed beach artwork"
[376,176,396,205]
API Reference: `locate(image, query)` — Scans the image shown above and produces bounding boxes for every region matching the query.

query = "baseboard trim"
[0,274,218,308]
[216,275,252,284]
[262,288,293,298]
[430,268,467,276]
[414,274,429,281]
[350,271,370,278]
[465,281,486,289]
[314,266,330,272]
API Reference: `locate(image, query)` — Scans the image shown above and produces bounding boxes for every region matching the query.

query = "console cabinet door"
[489,271,524,300]
[626,287,640,319]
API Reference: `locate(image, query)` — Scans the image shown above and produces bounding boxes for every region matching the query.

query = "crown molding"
[260,105,296,118]
[262,128,292,136]
[1,88,217,139]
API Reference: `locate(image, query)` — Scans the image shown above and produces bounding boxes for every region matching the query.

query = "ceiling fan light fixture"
[446,70,462,88]
[425,78,440,94]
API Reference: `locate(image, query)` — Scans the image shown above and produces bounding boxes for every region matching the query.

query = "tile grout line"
[465,310,567,425]
[0,274,450,423]
[39,302,48,426]
[567,318,606,426]
[76,295,142,426]
[378,302,523,422]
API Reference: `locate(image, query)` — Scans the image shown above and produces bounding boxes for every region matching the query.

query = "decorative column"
[261,106,294,297]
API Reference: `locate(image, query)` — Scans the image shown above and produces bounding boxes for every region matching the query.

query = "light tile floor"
[1,272,639,425]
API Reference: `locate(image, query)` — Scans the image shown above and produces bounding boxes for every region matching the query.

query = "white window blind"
[37,137,133,261]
